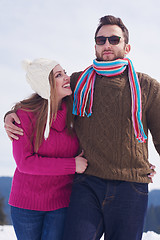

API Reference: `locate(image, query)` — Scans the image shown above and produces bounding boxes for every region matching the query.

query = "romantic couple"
[4,15,160,240]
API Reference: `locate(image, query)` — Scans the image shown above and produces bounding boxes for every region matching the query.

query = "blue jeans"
[11,206,67,240]
[63,174,148,240]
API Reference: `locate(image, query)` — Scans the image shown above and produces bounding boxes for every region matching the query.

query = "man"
[4,16,159,240]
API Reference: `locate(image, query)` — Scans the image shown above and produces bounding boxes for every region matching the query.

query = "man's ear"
[125,44,131,55]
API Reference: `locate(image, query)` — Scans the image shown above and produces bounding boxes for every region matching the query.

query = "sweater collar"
[51,101,67,132]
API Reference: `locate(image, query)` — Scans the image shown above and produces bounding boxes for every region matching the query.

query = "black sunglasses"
[95,35,121,45]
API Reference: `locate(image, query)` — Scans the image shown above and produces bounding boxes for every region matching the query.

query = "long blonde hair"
[13,69,74,152]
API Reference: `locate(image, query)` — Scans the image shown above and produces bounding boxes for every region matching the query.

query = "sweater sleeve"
[146,77,160,155]
[12,110,76,176]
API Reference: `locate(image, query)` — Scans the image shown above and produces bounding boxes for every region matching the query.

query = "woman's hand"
[75,151,88,173]
[4,113,23,141]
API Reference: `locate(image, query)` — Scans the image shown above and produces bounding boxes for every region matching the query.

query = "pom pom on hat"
[21,59,32,72]
[22,58,59,139]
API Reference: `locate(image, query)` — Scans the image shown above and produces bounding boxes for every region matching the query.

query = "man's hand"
[75,151,88,173]
[4,113,23,141]
[148,164,156,183]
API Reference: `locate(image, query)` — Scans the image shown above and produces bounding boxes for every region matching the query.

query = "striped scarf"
[72,58,147,143]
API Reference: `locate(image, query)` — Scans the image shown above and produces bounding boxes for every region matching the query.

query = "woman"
[8,58,87,240]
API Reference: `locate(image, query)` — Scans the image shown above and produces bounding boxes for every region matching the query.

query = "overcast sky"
[0,0,160,191]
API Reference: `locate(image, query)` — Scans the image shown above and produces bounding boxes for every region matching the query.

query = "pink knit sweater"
[9,101,79,211]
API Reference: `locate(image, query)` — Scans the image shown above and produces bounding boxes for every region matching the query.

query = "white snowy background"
[0,0,160,238]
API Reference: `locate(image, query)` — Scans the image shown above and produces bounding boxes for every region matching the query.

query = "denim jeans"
[63,174,148,240]
[11,206,67,240]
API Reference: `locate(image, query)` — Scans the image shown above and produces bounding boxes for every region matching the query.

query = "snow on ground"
[0,225,160,240]
[142,231,160,240]
[0,226,16,240]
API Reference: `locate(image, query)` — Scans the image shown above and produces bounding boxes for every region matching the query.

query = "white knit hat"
[22,58,59,139]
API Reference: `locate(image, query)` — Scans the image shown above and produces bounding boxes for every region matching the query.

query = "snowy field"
[0,225,160,240]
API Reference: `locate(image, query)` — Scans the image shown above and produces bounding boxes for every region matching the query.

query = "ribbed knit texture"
[71,70,160,183]
[9,101,79,211]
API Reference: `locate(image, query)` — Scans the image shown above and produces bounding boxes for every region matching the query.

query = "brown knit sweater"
[71,69,160,183]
